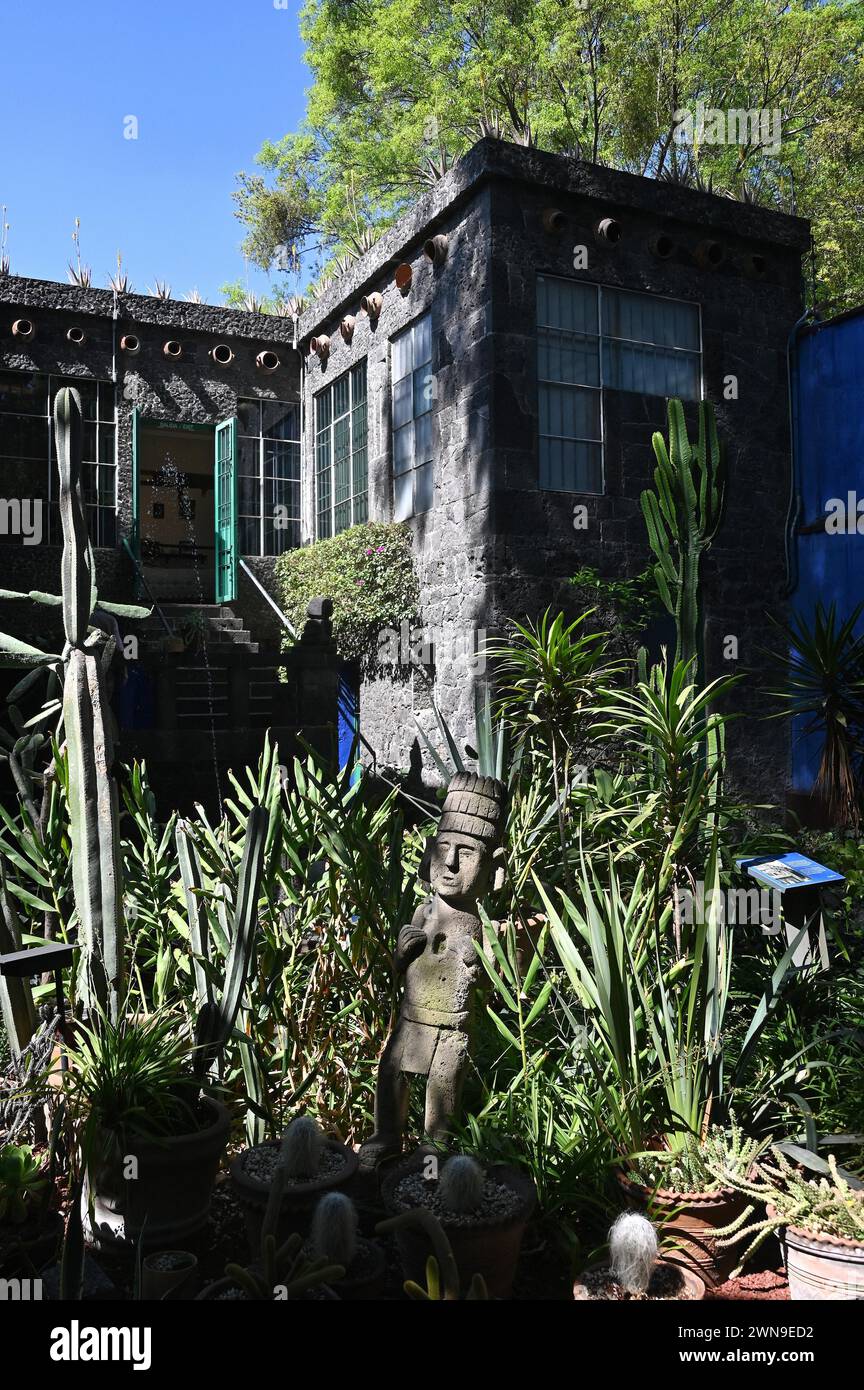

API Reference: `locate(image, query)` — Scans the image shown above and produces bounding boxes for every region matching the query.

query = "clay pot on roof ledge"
[542,207,566,234]
[310,334,330,362]
[163,340,183,360]
[649,232,676,260]
[423,233,449,266]
[340,314,356,344]
[256,349,280,373]
[361,292,383,321]
[120,334,140,355]
[394,263,412,294]
[210,343,234,366]
[695,239,724,268]
[67,325,87,345]
[12,318,34,340]
[595,217,622,245]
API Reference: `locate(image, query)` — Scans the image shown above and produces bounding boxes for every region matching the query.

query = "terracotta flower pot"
[382,1158,535,1299]
[616,1167,748,1288]
[84,1097,230,1250]
[573,1259,705,1301]
[771,1207,864,1300]
[230,1139,359,1255]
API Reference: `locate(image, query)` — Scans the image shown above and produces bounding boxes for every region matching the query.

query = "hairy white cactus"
[311,1192,358,1269]
[438,1156,485,1215]
[608,1212,658,1294]
[279,1115,324,1180]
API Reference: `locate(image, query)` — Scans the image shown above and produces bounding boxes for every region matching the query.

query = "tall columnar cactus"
[640,399,726,682]
[0,388,149,1022]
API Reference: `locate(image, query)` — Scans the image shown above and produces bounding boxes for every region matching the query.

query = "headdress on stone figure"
[437,773,506,847]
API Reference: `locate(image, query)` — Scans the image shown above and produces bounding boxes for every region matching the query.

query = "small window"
[391,313,433,520]
[237,398,301,555]
[314,363,368,539]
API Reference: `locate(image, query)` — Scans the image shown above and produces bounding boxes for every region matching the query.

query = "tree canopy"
[233,0,864,312]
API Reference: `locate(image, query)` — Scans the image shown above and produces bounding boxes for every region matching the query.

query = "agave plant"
[67,218,92,288]
[107,252,132,294]
[147,279,172,300]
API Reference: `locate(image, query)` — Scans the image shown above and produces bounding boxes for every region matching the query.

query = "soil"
[392,1171,523,1227]
[707,1268,789,1300]
[575,1263,699,1300]
[239,1143,348,1188]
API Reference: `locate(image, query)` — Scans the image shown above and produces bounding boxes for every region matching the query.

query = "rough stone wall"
[300,187,495,777]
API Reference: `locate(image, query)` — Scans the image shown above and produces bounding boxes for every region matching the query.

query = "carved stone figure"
[359,773,506,1168]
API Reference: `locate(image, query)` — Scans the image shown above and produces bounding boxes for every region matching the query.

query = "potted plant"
[381,1153,534,1299]
[306,1192,386,1300]
[140,1250,198,1301]
[377,1205,490,1300]
[199,1159,343,1300]
[617,1123,767,1287]
[713,1147,864,1300]
[230,1115,358,1253]
[0,1142,62,1275]
[67,1010,231,1250]
[573,1212,705,1301]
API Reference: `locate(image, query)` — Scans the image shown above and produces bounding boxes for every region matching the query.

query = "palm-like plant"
[765,601,864,829]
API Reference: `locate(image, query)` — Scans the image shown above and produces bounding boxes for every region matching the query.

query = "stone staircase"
[138,603,259,655]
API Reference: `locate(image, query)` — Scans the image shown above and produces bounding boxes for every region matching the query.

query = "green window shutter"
[215,416,239,604]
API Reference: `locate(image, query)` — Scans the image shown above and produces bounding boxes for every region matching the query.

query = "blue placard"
[736,852,845,893]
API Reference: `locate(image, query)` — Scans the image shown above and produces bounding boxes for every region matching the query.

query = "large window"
[315,362,368,539]
[391,312,433,519]
[0,370,115,545]
[537,277,701,492]
[238,398,301,555]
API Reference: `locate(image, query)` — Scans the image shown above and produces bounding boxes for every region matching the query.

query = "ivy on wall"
[275,521,419,663]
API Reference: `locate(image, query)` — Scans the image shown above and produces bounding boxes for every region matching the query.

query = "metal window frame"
[236,397,301,556]
[390,310,433,519]
[537,276,704,495]
[314,362,368,540]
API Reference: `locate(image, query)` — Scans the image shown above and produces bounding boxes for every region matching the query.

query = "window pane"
[392,331,411,383]
[393,375,412,430]
[537,276,598,334]
[0,415,48,459]
[393,423,413,475]
[413,313,432,367]
[351,361,367,404]
[315,390,331,430]
[414,461,433,514]
[238,438,260,478]
[539,384,601,442]
[393,470,413,522]
[239,517,259,552]
[0,371,46,415]
[237,399,260,435]
[98,381,115,422]
[603,341,700,399]
[539,438,602,492]
[238,478,260,514]
[99,427,115,465]
[414,411,433,464]
[262,400,299,439]
[603,288,700,351]
[413,365,433,417]
[264,440,300,479]
[332,373,349,419]
[538,330,600,388]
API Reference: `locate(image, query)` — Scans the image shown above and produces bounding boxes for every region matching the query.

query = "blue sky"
[1,0,307,303]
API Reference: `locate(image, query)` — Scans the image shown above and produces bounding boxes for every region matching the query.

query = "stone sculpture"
[359,773,506,1168]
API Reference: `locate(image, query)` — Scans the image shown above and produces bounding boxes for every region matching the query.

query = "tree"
[233,0,864,312]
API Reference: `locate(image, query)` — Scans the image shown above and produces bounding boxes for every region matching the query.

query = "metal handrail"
[120,536,173,636]
[238,558,298,638]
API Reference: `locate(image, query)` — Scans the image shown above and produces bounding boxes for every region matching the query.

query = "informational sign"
[736,852,845,894]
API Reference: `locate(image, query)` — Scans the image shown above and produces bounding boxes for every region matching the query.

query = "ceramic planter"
[84,1097,230,1250]
[776,1210,864,1300]
[382,1159,535,1299]
[230,1139,359,1254]
[616,1168,747,1287]
[141,1251,198,1301]
[573,1260,706,1301]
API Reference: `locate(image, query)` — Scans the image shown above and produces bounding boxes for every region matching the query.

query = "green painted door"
[214,416,238,604]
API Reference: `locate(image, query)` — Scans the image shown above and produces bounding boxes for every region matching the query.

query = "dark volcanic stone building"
[0,139,810,808]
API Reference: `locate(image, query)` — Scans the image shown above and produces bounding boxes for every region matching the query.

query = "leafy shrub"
[274,521,419,662]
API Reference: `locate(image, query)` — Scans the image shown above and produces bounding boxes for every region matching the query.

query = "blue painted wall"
[792,310,864,791]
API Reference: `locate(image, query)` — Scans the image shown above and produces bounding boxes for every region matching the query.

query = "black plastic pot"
[230,1139,359,1254]
[84,1097,231,1250]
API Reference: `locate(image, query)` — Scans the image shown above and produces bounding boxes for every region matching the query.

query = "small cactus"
[279,1116,324,1180]
[311,1192,358,1269]
[608,1212,658,1295]
[438,1156,485,1215]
